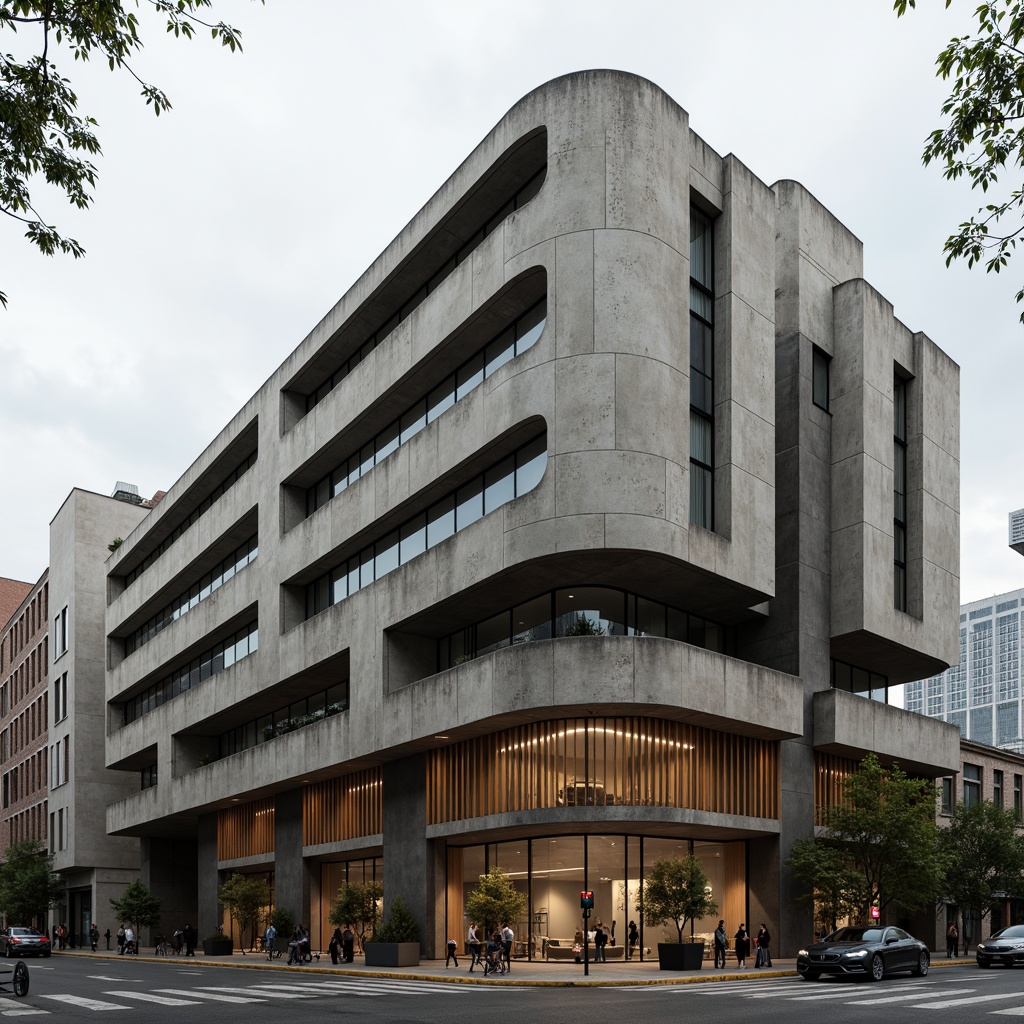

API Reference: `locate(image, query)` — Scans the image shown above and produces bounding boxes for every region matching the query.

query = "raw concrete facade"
[102,72,960,956]
[49,489,151,943]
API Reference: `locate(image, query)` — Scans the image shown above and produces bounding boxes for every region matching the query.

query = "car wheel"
[978,960,991,968]
[12,961,28,998]
[870,954,885,981]
[912,951,930,977]
[41,952,49,959]
[801,970,821,981]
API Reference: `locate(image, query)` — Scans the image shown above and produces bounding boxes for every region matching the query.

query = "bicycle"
[154,936,171,956]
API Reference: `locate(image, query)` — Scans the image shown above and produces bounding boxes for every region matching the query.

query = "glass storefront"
[447,834,746,961]
[312,857,383,952]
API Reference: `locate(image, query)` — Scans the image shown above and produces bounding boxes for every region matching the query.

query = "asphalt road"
[0,955,1022,1022]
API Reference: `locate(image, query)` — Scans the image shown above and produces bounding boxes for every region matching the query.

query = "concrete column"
[274,789,310,927]
[197,813,218,938]
[382,754,441,957]
[139,836,197,945]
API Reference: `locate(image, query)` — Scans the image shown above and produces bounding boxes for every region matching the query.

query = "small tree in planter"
[109,879,161,948]
[329,880,382,956]
[218,873,272,953]
[638,855,717,970]
[269,906,295,955]
[364,894,420,967]
[464,865,528,938]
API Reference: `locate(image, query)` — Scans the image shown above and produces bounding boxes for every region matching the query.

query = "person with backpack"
[714,919,728,968]
[756,923,772,967]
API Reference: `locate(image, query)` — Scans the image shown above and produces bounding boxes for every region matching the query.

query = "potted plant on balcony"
[638,854,717,970]
[363,894,420,967]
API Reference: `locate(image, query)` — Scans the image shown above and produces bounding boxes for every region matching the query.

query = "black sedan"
[976,924,1024,968]
[797,926,930,982]
[0,929,50,958]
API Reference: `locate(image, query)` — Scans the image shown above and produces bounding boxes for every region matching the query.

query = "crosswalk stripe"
[154,989,264,1004]
[39,995,128,1011]
[266,980,462,995]
[912,993,1024,1009]
[0,997,48,1017]
[848,987,978,1005]
[103,991,201,1005]
[197,986,312,999]
[992,1008,1024,1016]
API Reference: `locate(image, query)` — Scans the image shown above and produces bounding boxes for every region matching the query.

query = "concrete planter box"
[657,942,703,971]
[363,942,420,967]
[202,938,234,956]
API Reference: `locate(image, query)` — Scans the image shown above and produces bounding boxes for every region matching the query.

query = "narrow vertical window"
[893,375,908,611]
[812,346,831,411]
[994,769,1004,808]
[1014,774,1022,822]
[689,207,714,530]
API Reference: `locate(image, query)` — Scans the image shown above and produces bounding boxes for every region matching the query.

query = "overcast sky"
[2,0,1021,609]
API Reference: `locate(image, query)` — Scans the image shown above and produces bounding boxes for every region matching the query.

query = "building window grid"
[305,434,547,620]
[124,535,259,655]
[304,166,546,415]
[905,679,923,713]
[689,207,714,531]
[970,620,994,707]
[306,300,547,519]
[893,375,908,612]
[120,620,259,726]
[123,450,257,589]
[997,613,1020,701]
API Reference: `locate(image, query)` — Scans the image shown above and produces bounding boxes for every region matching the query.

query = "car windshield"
[992,925,1024,939]
[824,927,884,943]
[9,929,37,936]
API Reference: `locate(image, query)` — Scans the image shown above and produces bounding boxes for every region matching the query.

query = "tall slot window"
[689,207,714,530]
[893,375,908,611]
[963,762,981,808]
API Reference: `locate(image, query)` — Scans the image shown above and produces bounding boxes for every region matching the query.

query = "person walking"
[734,923,750,969]
[445,937,459,967]
[756,923,772,967]
[947,921,959,958]
[627,920,639,960]
[593,920,607,962]
[329,926,343,965]
[501,922,514,971]
[467,922,481,971]
[104,928,111,951]
[116,925,125,955]
[714,919,728,968]
[183,923,196,957]
[342,923,355,963]
[89,923,99,952]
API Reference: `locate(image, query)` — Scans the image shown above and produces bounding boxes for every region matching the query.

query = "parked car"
[796,926,930,982]
[976,924,1024,968]
[0,929,51,959]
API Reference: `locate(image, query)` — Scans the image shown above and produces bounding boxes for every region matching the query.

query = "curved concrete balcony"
[813,687,960,777]
[383,635,803,750]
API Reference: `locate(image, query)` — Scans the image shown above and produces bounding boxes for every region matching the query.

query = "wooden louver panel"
[302,768,383,846]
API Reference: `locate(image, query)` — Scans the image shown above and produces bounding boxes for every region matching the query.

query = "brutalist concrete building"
[103,72,961,957]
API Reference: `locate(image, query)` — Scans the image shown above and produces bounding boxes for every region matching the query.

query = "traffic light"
[580,891,594,910]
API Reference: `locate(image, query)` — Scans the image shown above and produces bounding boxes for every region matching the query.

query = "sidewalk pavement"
[49,947,975,986]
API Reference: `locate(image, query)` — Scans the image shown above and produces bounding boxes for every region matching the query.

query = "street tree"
[464,866,527,937]
[789,754,944,922]
[109,878,160,938]
[786,836,862,934]
[329,880,383,954]
[0,840,64,927]
[218,872,271,952]
[0,0,257,308]
[637,854,718,943]
[895,0,1024,322]
[938,799,1024,930]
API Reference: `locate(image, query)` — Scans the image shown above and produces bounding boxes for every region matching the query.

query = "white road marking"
[0,997,48,1017]
[912,992,1024,1009]
[848,987,977,1005]
[39,995,129,1011]
[103,991,201,1005]
[154,989,264,1004]
[198,986,312,999]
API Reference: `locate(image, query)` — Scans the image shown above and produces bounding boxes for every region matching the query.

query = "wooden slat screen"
[217,797,275,860]
[426,717,779,824]
[303,768,382,846]
[813,752,858,825]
